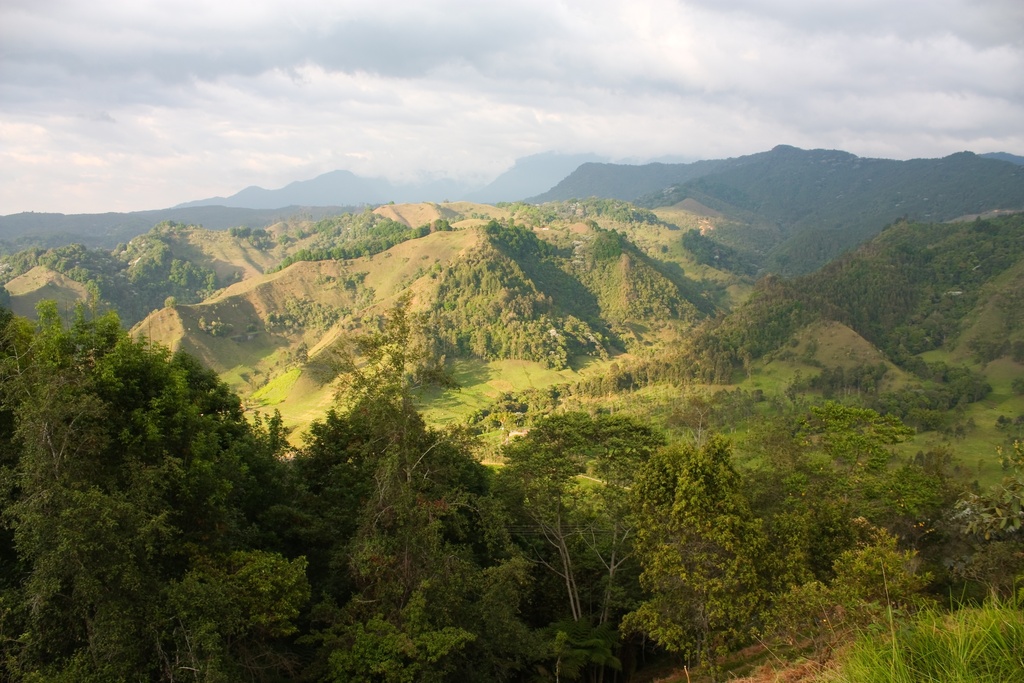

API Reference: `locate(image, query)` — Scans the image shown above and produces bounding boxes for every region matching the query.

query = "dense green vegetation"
[424,220,704,369]
[496,198,662,227]
[273,211,447,271]
[0,303,303,680]
[681,228,757,275]
[0,222,225,324]
[629,214,1024,390]
[643,146,1024,275]
[1,188,1023,681]
[0,297,1021,682]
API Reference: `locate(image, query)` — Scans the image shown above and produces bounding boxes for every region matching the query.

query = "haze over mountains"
[0,205,351,250]
[175,152,607,210]
[2,146,1021,259]
[174,147,1024,213]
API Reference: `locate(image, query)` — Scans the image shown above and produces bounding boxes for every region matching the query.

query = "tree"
[499,412,595,624]
[496,412,663,682]
[623,436,765,681]
[165,550,310,680]
[769,522,929,654]
[955,440,1024,597]
[0,303,303,681]
[499,414,663,622]
[298,299,535,682]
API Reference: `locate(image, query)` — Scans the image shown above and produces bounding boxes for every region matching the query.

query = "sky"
[1,0,1022,215]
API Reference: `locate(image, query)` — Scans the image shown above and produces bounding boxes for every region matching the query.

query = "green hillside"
[0,221,289,325]
[3,197,1024,683]
[641,147,1024,274]
[13,197,1017,465]
[121,204,735,438]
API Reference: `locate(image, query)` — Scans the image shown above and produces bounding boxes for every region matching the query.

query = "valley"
[2,146,1023,682]
[4,192,1023,488]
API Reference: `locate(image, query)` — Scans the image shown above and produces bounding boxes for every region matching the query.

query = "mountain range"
[3,146,1021,259]
[2,142,1023,683]
[175,152,606,209]
[0,174,1020,531]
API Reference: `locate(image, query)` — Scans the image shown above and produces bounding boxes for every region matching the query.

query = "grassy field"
[4,266,90,320]
[418,356,614,427]
[249,366,303,405]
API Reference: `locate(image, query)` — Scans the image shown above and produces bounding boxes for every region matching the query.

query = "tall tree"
[497,412,663,682]
[0,303,305,681]
[499,413,663,626]
[623,436,765,681]
[301,299,536,682]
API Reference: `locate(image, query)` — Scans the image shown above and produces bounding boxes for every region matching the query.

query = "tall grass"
[824,599,1024,682]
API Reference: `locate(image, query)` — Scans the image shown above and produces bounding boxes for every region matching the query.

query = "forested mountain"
[982,151,1024,165]
[5,200,1023,448]
[0,200,730,433]
[124,201,722,432]
[642,146,1024,274]
[685,212,1024,371]
[7,146,1022,282]
[527,156,743,203]
[1,176,1024,681]
[529,146,1024,276]
[0,221,290,325]
[610,213,1024,444]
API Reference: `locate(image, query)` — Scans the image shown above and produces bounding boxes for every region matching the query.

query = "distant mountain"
[982,152,1024,165]
[646,146,1024,275]
[465,152,606,203]
[176,170,471,209]
[11,146,1022,280]
[529,147,1024,216]
[527,157,745,203]
[0,205,352,251]
[177,153,604,209]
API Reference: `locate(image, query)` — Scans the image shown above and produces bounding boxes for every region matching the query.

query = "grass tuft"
[824,598,1024,683]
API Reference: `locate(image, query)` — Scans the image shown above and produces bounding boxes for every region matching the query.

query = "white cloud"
[1,0,1021,213]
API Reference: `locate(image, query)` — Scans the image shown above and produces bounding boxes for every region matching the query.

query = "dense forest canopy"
[0,293,1020,681]
[0,191,1022,680]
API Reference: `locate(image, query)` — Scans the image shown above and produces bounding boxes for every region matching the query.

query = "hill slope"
[3,266,91,318]
[125,202,734,434]
[525,146,1024,276]
[672,213,1024,386]
[528,156,743,203]
[642,147,1024,274]
[0,205,350,251]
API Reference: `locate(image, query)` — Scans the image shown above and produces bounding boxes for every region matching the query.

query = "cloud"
[1,0,1022,213]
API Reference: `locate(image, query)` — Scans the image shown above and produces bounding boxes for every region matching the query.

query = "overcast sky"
[2,0,1022,214]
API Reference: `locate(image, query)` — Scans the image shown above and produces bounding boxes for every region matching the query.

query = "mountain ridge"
[176,152,609,210]
[0,205,352,251]
[639,147,1024,275]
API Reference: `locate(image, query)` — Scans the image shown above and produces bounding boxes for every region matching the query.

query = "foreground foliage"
[0,303,304,680]
[0,297,1021,682]
[824,598,1024,683]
